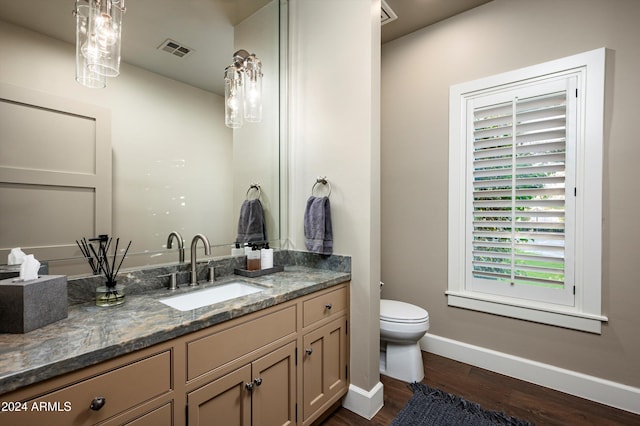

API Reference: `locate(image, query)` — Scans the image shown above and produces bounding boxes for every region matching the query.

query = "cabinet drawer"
[124,402,173,426]
[187,305,296,381]
[9,351,171,426]
[303,286,347,328]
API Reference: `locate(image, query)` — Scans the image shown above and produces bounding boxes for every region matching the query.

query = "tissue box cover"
[0,275,68,333]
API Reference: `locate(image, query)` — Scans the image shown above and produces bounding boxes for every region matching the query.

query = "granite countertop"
[0,266,350,395]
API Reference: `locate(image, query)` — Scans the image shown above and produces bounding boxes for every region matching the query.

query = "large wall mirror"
[0,0,286,275]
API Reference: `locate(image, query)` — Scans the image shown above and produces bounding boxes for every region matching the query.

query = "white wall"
[288,0,382,418]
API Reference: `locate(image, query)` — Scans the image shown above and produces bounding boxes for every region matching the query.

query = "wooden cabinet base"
[1,282,350,426]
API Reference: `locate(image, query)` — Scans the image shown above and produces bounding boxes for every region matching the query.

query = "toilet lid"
[380,299,429,323]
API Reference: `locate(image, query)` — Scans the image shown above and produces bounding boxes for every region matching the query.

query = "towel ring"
[246,184,261,200]
[311,176,331,197]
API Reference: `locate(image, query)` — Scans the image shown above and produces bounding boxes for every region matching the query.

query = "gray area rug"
[390,383,534,426]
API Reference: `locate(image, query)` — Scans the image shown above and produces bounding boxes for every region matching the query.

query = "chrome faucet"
[166,231,185,263]
[190,234,211,286]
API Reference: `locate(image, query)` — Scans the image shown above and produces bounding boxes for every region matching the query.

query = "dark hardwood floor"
[320,352,640,426]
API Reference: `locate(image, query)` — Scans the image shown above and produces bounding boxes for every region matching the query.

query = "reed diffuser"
[76,235,131,307]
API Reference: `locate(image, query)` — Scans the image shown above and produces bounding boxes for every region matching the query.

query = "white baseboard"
[342,381,384,420]
[420,333,640,415]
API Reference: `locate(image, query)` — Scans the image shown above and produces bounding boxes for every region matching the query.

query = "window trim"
[447,48,607,334]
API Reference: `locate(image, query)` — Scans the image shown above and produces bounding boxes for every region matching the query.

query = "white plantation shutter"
[449,49,606,332]
[467,78,576,305]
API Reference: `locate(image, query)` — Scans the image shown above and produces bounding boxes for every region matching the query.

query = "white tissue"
[19,254,40,281]
[8,247,26,265]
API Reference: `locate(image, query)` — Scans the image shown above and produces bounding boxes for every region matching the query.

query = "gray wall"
[381,0,640,387]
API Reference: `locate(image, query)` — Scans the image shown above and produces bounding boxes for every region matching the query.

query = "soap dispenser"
[231,242,244,256]
[247,245,261,271]
[260,243,273,269]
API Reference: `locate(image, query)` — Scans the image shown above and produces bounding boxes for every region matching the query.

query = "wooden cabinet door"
[302,316,348,424]
[251,341,296,426]
[187,364,252,426]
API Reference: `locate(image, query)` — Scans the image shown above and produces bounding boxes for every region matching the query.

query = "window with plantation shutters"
[468,79,575,306]
[447,48,607,333]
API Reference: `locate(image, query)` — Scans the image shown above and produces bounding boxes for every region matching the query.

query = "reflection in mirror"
[0,0,284,276]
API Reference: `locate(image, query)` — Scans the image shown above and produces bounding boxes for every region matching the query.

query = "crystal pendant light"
[74,0,106,88]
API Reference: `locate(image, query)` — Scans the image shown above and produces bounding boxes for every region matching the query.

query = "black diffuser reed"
[76,235,131,305]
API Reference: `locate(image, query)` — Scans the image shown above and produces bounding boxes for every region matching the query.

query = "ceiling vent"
[158,39,194,58]
[381,0,398,25]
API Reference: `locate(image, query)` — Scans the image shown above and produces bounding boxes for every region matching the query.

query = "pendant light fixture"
[242,54,263,123]
[224,49,263,128]
[74,0,126,88]
[74,0,106,88]
[224,64,244,128]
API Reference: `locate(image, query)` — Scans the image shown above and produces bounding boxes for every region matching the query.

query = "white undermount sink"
[159,281,265,311]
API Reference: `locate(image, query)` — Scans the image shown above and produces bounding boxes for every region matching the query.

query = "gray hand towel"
[304,196,333,255]
[236,199,266,243]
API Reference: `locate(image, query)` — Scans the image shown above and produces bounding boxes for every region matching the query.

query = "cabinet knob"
[325,303,333,310]
[245,382,254,391]
[89,396,106,411]
[254,377,263,386]
[305,347,313,356]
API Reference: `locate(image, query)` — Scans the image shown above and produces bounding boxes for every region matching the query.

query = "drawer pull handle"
[325,303,333,310]
[305,347,313,356]
[254,377,263,386]
[245,382,254,391]
[90,396,106,411]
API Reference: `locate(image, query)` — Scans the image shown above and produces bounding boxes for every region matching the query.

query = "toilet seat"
[380,299,429,324]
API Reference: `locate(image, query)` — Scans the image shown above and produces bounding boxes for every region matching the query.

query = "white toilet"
[379,299,430,382]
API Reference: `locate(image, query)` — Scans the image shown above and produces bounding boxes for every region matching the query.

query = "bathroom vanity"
[0,266,350,426]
